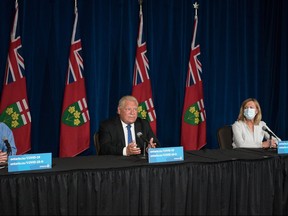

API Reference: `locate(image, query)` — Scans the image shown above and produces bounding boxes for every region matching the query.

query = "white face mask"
[244,108,256,120]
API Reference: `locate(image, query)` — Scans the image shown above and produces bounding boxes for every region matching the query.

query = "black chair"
[217,125,233,149]
[93,132,100,155]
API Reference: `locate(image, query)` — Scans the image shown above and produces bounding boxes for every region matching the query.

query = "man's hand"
[0,151,8,163]
[126,141,141,156]
[147,138,157,149]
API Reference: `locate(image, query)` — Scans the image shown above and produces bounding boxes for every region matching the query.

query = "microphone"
[3,138,12,156]
[262,126,281,141]
[136,132,150,143]
[136,132,149,158]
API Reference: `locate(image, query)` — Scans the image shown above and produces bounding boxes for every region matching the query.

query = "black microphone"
[262,126,281,141]
[136,132,150,158]
[3,138,12,156]
[136,132,150,143]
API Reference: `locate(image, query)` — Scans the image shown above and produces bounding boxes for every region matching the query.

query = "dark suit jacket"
[98,115,160,155]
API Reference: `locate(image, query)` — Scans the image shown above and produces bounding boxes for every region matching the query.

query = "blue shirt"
[0,122,17,155]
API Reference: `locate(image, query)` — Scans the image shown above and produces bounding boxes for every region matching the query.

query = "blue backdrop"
[0,0,287,157]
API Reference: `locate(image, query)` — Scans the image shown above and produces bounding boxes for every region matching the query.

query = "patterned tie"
[127,124,132,145]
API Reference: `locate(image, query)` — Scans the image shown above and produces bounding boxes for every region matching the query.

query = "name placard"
[8,153,52,172]
[278,141,288,154]
[148,146,184,163]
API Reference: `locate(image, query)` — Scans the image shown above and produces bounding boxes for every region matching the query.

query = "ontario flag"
[132,3,157,135]
[0,1,31,155]
[59,6,90,157]
[181,3,206,150]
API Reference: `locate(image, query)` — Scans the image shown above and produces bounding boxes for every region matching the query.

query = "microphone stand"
[138,141,147,159]
[269,134,272,148]
[263,134,273,150]
[143,142,146,158]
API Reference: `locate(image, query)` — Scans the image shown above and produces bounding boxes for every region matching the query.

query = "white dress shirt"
[120,121,135,155]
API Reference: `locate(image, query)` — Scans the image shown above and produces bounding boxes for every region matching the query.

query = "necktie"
[127,124,132,144]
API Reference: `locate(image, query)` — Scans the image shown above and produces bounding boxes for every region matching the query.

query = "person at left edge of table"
[98,95,160,156]
[0,122,17,163]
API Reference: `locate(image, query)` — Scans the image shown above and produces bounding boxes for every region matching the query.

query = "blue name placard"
[148,146,184,163]
[278,141,288,154]
[8,153,52,172]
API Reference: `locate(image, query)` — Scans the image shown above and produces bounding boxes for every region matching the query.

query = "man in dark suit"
[98,95,159,156]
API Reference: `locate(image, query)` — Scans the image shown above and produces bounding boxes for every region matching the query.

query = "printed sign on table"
[8,153,52,172]
[148,146,184,163]
[278,141,288,154]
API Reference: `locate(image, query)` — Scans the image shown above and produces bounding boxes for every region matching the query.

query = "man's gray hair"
[118,95,138,109]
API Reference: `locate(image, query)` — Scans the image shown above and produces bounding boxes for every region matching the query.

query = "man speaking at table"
[98,95,160,156]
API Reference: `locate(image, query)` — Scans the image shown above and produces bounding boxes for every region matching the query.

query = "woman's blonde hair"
[237,98,262,125]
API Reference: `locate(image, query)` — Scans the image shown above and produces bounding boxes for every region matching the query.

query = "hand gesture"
[0,151,8,163]
[126,141,141,156]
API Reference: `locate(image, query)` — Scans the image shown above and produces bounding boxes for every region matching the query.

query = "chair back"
[217,125,233,149]
[94,132,100,155]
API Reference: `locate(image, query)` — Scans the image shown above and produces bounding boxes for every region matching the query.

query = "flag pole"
[191,2,199,49]
[138,0,143,14]
[74,0,77,14]
[193,2,199,18]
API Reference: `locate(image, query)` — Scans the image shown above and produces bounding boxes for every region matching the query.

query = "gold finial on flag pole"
[138,0,143,11]
[138,0,143,12]
[193,2,199,18]
[74,0,78,14]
